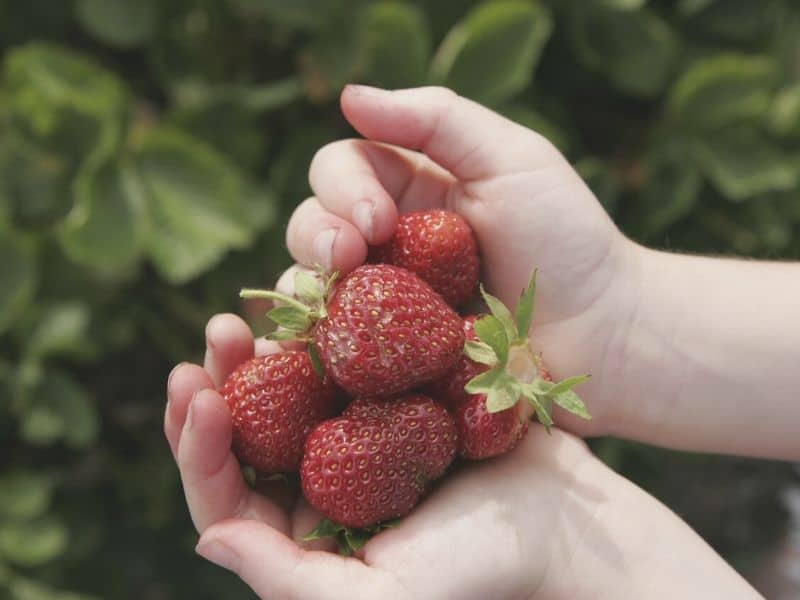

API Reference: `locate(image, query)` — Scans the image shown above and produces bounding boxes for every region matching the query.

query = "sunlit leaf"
[431,1,553,105]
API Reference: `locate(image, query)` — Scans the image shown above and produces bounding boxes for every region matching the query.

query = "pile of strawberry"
[223,210,590,553]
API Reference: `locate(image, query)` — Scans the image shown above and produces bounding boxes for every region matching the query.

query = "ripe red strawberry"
[242,264,465,398]
[301,394,457,529]
[369,210,479,307]
[221,351,337,473]
[428,273,590,459]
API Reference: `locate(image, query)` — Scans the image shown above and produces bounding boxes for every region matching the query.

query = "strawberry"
[241,264,465,398]
[300,394,457,531]
[428,273,591,459]
[221,351,337,473]
[369,210,479,307]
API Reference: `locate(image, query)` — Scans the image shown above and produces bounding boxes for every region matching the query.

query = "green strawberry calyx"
[463,270,592,432]
[303,517,401,556]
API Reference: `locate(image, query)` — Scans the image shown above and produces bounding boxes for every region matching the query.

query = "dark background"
[1,0,799,598]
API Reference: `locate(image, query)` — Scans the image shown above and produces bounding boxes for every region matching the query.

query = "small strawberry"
[301,395,457,532]
[428,272,591,459]
[221,351,337,473]
[241,265,465,398]
[369,210,479,307]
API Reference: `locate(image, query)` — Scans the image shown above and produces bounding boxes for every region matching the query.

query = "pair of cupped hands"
[164,86,759,599]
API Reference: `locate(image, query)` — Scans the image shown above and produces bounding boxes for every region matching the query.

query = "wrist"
[538,457,761,599]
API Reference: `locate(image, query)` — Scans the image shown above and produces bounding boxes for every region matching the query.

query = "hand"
[282,85,642,436]
[166,314,758,600]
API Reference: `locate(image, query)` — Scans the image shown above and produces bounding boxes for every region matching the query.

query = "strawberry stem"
[240,288,310,313]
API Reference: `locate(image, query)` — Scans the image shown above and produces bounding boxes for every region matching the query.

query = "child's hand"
[165,314,757,600]
[282,85,640,435]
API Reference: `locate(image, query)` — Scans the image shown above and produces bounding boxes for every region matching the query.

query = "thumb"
[340,84,564,182]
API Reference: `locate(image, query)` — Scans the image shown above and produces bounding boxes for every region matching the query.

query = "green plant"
[1,0,798,597]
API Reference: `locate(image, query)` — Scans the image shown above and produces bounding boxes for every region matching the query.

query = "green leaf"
[0,231,36,335]
[463,341,498,366]
[9,577,101,600]
[521,386,553,432]
[25,302,91,361]
[3,43,128,162]
[546,375,591,397]
[362,2,431,88]
[527,378,554,395]
[552,389,592,420]
[485,377,521,413]
[19,370,98,448]
[303,518,344,541]
[514,271,537,338]
[0,516,68,566]
[59,161,143,275]
[693,130,797,200]
[668,54,778,130]
[464,366,504,394]
[569,7,678,97]
[431,1,553,106]
[294,270,323,304]
[308,345,325,378]
[266,329,302,342]
[0,472,53,520]
[638,144,702,235]
[266,306,312,332]
[135,129,273,283]
[75,0,158,48]
[480,285,518,344]
[596,0,647,9]
[768,84,800,138]
[343,528,371,553]
[472,316,509,365]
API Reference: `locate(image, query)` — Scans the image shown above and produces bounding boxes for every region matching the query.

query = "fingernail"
[345,83,385,97]
[352,200,374,240]
[196,538,240,572]
[185,394,197,431]
[167,362,186,399]
[313,228,338,270]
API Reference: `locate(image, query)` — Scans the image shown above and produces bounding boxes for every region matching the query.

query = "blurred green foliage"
[0,0,798,597]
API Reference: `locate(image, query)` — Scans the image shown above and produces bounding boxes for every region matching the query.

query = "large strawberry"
[369,210,479,307]
[241,265,465,398]
[429,273,591,459]
[221,351,337,473]
[301,395,457,535]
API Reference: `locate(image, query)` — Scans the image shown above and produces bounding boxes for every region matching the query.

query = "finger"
[204,314,254,388]
[309,139,455,243]
[196,520,393,600]
[286,197,367,273]
[177,389,290,534]
[254,337,283,356]
[165,363,215,459]
[341,85,563,182]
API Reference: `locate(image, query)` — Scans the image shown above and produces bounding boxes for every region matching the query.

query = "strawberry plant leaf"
[528,378,554,395]
[294,269,323,304]
[521,386,553,433]
[303,518,344,542]
[515,270,537,338]
[307,344,325,379]
[473,315,509,365]
[463,340,498,366]
[265,329,302,342]
[485,377,521,413]
[464,366,504,394]
[552,389,592,420]
[546,374,591,397]
[479,284,518,344]
[267,306,312,331]
[343,528,371,553]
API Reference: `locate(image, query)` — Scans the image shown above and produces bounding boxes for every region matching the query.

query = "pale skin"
[164,85,800,599]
